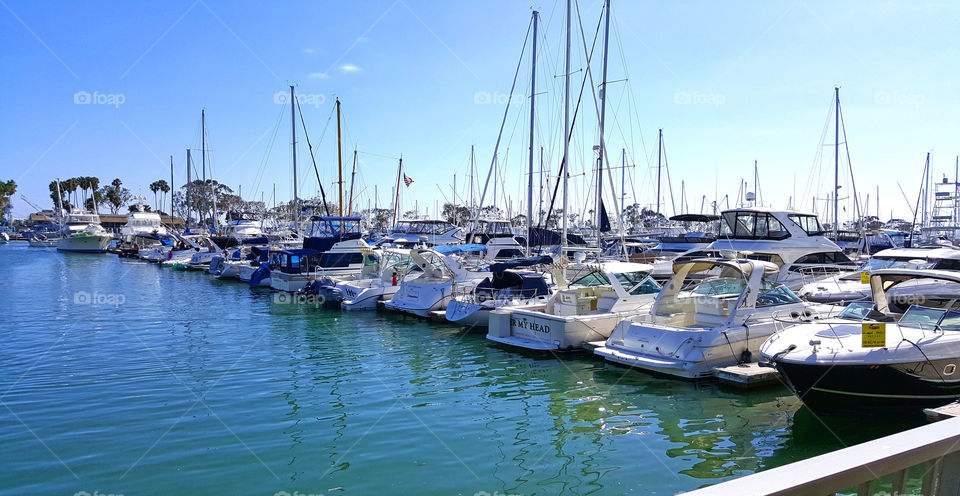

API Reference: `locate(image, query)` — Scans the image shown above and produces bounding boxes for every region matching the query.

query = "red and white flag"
[403,174,414,187]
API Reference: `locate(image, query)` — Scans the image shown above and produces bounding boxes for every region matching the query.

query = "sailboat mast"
[470,145,475,215]
[595,0,611,249]
[170,155,174,217]
[833,86,840,236]
[348,149,357,216]
[290,85,298,229]
[656,129,662,217]
[526,10,538,256]
[336,98,344,220]
[186,148,192,227]
[561,0,572,259]
[202,110,207,229]
[392,157,403,226]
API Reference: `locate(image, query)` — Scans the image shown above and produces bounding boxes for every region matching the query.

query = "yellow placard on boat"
[860,271,870,284]
[862,323,886,348]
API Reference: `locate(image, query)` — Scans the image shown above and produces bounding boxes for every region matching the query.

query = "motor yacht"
[594,259,829,379]
[706,208,858,290]
[56,212,112,253]
[761,268,960,412]
[383,245,490,317]
[269,238,379,292]
[797,247,956,303]
[486,262,660,351]
[445,255,555,328]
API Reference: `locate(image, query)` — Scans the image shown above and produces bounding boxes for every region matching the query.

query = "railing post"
[921,457,941,496]
[936,451,960,495]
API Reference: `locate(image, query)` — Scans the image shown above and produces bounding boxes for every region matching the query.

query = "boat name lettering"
[511,318,550,334]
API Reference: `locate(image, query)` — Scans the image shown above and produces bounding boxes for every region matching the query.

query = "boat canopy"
[434,243,487,255]
[669,214,719,222]
[488,255,553,273]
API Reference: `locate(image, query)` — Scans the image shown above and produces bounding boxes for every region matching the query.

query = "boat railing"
[677,415,960,496]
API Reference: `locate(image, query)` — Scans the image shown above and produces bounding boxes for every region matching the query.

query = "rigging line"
[801,93,835,212]
[295,95,332,217]
[538,0,601,234]
[470,14,533,232]
[838,99,861,226]
[250,105,286,199]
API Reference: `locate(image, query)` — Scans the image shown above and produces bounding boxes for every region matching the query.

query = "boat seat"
[693,296,732,326]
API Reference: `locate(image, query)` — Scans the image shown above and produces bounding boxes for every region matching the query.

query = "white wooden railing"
[678,415,960,496]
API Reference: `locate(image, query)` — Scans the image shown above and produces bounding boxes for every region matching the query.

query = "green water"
[0,243,921,495]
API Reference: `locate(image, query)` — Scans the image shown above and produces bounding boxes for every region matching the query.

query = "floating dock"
[715,362,781,389]
[924,401,960,422]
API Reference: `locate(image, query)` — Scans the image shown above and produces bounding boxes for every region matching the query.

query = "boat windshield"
[837,301,875,321]
[899,305,947,330]
[689,279,801,307]
[939,310,960,331]
[571,271,659,295]
[788,214,825,235]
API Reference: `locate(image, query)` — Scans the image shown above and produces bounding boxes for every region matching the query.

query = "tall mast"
[595,0,611,249]
[561,0,572,260]
[392,157,403,226]
[348,149,357,216]
[526,10,538,256]
[186,148,192,227]
[833,86,840,237]
[336,98,344,220]
[290,85,299,229]
[469,145,475,215]
[202,109,206,229]
[656,128,663,217]
[620,148,626,217]
[753,159,758,207]
[170,155,174,218]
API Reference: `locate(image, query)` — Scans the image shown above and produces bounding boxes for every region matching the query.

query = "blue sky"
[2,0,958,224]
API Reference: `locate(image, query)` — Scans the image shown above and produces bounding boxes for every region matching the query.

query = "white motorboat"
[120,210,167,240]
[796,246,956,303]
[761,268,960,412]
[445,255,555,328]
[706,208,858,290]
[269,239,379,292]
[383,245,490,317]
[56,212,112,253]
[594,259,830,379]
[381,219,463,246]
[335,249,420,310]
[486,262,660,351]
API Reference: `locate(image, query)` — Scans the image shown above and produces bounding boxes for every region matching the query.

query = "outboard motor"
[299,277,343,309]
[208,255,225,275]
[249,263,271,287]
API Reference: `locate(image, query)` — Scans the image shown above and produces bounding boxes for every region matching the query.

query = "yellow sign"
[862,323,886,348]
[860,271,870,284]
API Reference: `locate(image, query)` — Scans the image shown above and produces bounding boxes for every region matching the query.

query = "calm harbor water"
[0,243,922,495]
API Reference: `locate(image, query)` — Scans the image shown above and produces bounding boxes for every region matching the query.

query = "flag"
[403,174,414,187]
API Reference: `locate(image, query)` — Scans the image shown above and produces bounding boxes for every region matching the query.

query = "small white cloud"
[303,48,316,55]
[339,64,361,73]
[309,72,329,79]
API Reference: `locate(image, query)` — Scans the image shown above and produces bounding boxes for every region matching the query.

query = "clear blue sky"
[2,0,958,224]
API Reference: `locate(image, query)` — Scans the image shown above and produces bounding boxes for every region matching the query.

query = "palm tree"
[149,180,162,211]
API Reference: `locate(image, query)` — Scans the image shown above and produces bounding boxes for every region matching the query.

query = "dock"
[924,401,960,422]
[714,362,781,389]
[582,341,605,353]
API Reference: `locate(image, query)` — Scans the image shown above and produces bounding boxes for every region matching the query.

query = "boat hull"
[486,307,631,351]
[775,360,960,412]
[57,235,111,253]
